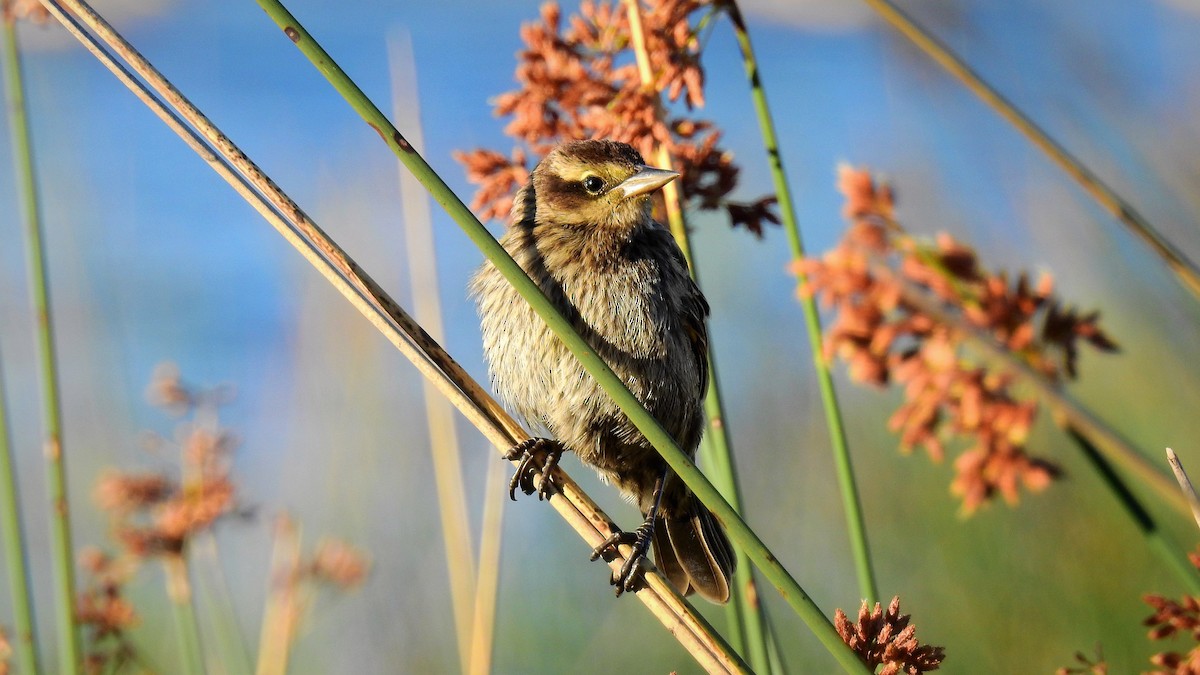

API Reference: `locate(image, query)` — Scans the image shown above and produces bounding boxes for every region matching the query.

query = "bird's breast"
[555,260,674,358]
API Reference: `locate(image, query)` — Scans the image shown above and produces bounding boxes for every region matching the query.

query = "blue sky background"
[3,0,1200,672]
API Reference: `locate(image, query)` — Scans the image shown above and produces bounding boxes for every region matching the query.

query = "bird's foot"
[504,437,564,502]
[590,517,655,597]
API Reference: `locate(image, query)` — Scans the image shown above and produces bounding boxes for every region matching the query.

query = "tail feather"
[652,521,689,596]
[652,503,736,604]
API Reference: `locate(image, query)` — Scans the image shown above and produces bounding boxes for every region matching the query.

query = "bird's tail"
[652,501,736,604]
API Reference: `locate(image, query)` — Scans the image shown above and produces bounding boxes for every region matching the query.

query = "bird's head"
[525,140,679,231]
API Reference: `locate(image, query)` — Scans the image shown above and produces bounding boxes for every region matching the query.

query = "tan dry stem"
[389,33,478,674]
[162,554,191,604]
[467,460,507,675]
[255,516,302,675]
[1167,448,1200,533]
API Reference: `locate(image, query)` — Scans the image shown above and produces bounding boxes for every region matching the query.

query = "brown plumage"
[470,139,735,602]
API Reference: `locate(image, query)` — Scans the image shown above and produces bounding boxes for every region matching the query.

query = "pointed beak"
[614,165,679,199]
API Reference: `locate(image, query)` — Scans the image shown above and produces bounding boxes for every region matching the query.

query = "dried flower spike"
[145,362,193,414]
[76,547,141,673]
[834,596,945,674]
[1144,551,1200,675]
[458,0,779,237]
[310,539,371,589]
[0,627,10,675]
[800,166,1115,512]
[1,0,50,23]
[100,367,240,557]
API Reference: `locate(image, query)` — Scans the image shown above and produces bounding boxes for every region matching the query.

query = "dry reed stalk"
[388,32,478,673]
[467,460,506,675]
[163,553,206,674]
[254,516,302,675]
[1167,449,1200,533]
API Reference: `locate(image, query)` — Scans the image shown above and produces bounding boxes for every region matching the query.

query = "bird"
[470,139,735,603]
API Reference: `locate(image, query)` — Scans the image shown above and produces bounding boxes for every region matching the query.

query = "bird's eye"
[582,175,604,194]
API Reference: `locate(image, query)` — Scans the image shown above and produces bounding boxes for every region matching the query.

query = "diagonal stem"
[861,0,1200,302]
[1066,430,1200,594]
[1167,449,1200,533]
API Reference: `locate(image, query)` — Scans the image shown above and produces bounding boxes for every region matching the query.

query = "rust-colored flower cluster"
[0,627,9,675]
[835,596,945,674]
[76,548,140,674]
[95,367,239,557]
[258,515,370,658]
[1,0,50,23]
[1063,550,1200,673]
[797,166,1117,513]
[1144,549,1200,674]
[457,148,532,222]
[456,0,778,236]
[77,365,370,669]
[310,539,371,588]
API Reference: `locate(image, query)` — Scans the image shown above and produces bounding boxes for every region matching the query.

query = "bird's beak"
[614,166,680,199]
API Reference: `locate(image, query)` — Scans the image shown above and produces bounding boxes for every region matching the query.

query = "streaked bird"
[471,139,735,602]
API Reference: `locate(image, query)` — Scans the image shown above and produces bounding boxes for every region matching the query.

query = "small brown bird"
[471,139,735,602]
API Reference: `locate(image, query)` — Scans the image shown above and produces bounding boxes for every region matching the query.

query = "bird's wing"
[660,231,711,398]
[683,275,710,398]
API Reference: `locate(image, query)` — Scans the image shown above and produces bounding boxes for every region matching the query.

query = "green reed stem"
[164,555,206,675]
[1065,428,1200,594]
[861,0,1200,303]
[723,1,878,604]
[0,347,40,674]
[192,534,253,675]
[254,2,868,671]
[1,16,80,673]
[707,429,746,650]
[700,367,771,673]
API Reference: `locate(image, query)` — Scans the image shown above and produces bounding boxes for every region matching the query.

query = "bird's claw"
[590,520,655,596]
[504,437,563,501]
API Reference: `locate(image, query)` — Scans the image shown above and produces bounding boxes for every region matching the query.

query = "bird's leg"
[504,437,564,501]
[589,468,667,596]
